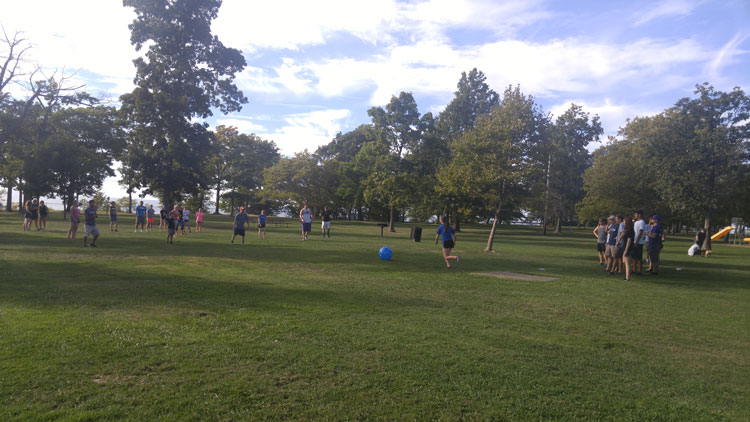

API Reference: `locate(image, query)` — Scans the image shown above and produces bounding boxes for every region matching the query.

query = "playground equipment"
[710,218,746,245]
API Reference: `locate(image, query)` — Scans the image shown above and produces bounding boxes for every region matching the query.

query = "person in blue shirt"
[435,216,460,269]
[604,215,619,275]
[257,209,267,240]
[231,207,250,245]
[134,201,147,232]
[647,214,663,275]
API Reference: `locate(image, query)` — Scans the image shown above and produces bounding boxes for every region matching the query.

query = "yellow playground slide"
[711,226,732,241]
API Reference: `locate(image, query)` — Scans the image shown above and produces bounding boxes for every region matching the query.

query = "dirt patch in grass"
[473,271,558,282]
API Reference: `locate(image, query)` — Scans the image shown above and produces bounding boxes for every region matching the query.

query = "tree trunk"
[555,212,561,233]
[214,183,221,214]
[455,214,461,232]
[388,205,395,232]
[700,216,712,251]
[18,190,23,213]
[484,204,502,252]
[127,191,133,214]
[542,152,551,235]
[5,184,12,212]
[162,191,171,215]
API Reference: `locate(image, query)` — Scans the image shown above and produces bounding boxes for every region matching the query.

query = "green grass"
[1,211,748,421]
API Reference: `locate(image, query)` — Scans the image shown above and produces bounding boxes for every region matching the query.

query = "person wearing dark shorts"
[83,200,100,247]
[299,204,312,240]
[435,216,459,269]
[166,211,177,244]
[109,201,119,232]
[231,207,249,245]
[160,208,167,231]
[135,201,147,232]
[593,218,607,266]
[23,200,32,232]
[30,199,40,231]
[257,209,267,240]
[38,200,49,231]
[647,214,663,275]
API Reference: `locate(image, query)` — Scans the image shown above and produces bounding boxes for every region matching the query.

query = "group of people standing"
[594,210,664,280]
[22,199,49,232]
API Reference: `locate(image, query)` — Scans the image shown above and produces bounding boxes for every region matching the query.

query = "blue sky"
[3,0,749,199]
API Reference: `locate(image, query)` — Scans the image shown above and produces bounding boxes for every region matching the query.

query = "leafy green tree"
[119,0,247,209]
[262,151,337,215]
[649,84,749,249]
[440,86,546,251]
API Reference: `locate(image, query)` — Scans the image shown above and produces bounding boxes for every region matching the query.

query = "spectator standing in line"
[83,200,100,247]
[319,206,332,239]
[109,201,119,232]
[257,209,267,239]
[299,204,312,240]
[632,210,647,275]
[604,216,619,275]
[593,218,607,266]
[231,206,249,245]
[196,208,205,232]
[134,201,147,232]
[38,200,49,231]
[23,200,32,232]
[647,214,663,275]
[30,198,40,231]
[622,217,635,281]
[68,202,81,239]
[615,215,625,274]
[147,204,156,231]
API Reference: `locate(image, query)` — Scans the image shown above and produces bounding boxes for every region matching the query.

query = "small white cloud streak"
[634,0,705,26]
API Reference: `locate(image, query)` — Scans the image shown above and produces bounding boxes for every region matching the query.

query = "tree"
[119,0,247,209]
[366,92,425,231]
[440,86,546,252]
[262,151,337,214]
[649,84,749,250]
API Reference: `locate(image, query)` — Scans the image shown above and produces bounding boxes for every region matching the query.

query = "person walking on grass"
[299,204,312,240]
[621,216,635,281]
[231,206,249,245]
[23,200,32,232]
[435,216,460,269]
[196,208,205,232]
[83,200,100,247]
[632,210,647,275]
[319,206,332,239]
[109,200,119,232]
[134,201,147,232]
[147,204,155,231]
[38,200,49,231]
[257,209,267,239]
[593,218,607,266]
[604,215,619,275]
[166,210,177,244]
[647,214,663,275]
[175,204,186,235]
[68,202,81,239]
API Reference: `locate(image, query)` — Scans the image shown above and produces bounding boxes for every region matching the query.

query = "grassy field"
[0,211,748,421]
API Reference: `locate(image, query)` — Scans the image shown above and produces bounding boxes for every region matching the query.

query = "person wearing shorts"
[196,208,205,232]
[231,207,249,245]
[604,216,619,275]
[147,205,155,231]
[159,208,167,231]
[68,202,81,239]
[23,200,32,232]
[38,200,49,231]
[134,201,147,232]
[299,204,312,240]
[182,208,192,234]
[109,201,119,232]
[593,218,607,266]
[257,209,267,239]
[166,211,177,244]
[647,214,663,275]
[614,215,625,274]
[83,200,100,247]
[319,206,332,239]
[30,199,39,231]
[632,210,647,275]
[435,215,459,269]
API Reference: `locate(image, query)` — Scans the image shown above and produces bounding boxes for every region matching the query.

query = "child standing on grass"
[593,218,607,266]
[147,204,155,231]
[38,200,49,231]
[435,216,460,269]
[257,209,267,239]
[196,208,205,232]
[159,207,167,231]
[68,202,80,239]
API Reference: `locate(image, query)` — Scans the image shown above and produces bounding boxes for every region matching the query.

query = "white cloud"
[706,32,749,83]
[634,0,706,26]
[256,109,352,155]
[214,117,267,134]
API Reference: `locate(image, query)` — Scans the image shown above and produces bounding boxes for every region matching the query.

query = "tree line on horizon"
[2,0,748,251]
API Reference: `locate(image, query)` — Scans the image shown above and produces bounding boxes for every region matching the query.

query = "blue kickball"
[378,246,393,261]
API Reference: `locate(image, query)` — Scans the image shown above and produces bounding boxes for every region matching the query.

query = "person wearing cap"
[647,214,663,275]
[632,210,647,275]
[83,200,100,247]
[231,206,250,245]
[604,215,619,275]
